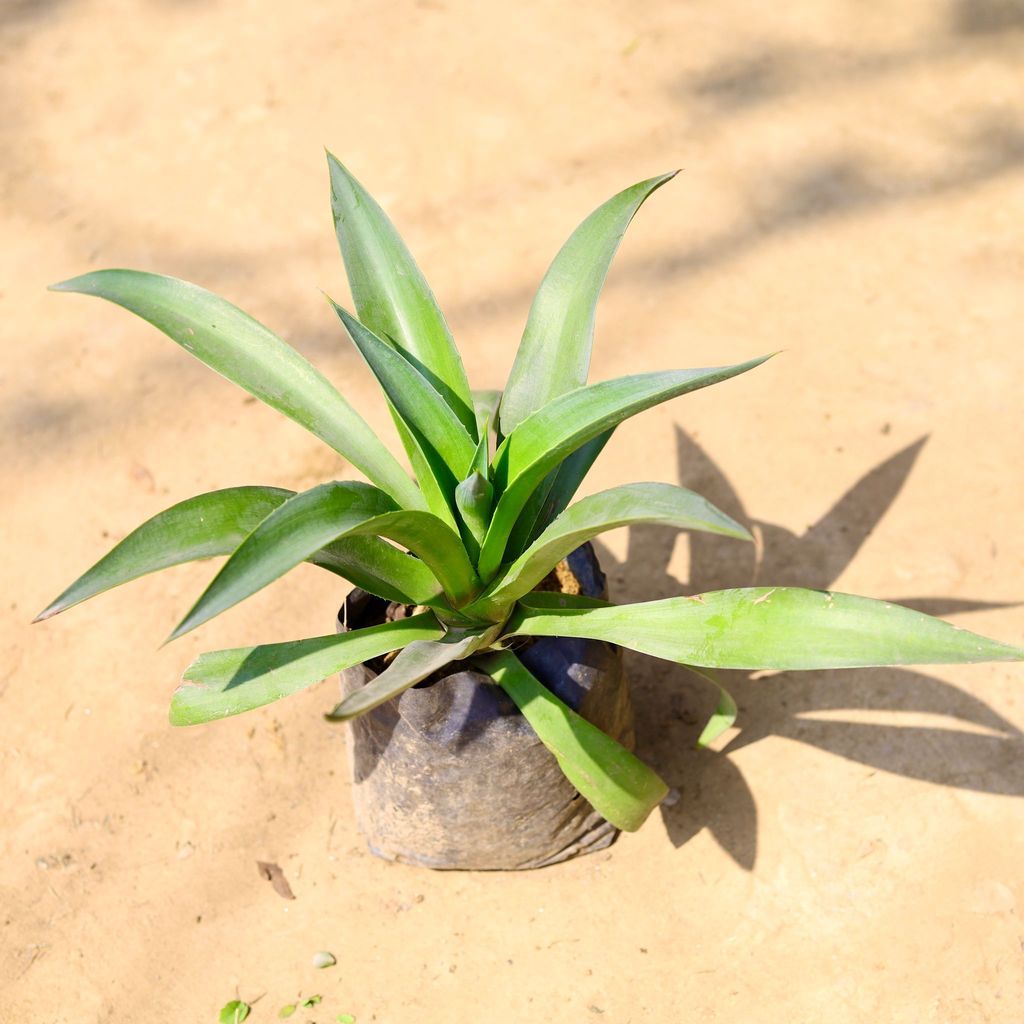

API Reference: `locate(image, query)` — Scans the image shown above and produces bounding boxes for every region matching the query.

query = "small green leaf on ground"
[301,994,323,1007]
[278,1004,297,1019]
[219,1001,251,1024]
[336,1015,356,1023]
[312,950,337,969]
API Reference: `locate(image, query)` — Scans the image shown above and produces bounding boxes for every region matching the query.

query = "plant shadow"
[591,427,1023,871]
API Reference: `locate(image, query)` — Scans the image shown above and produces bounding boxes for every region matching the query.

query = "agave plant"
[36,156,1023,833]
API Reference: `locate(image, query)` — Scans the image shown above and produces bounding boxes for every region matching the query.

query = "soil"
[3,2,1024,1021]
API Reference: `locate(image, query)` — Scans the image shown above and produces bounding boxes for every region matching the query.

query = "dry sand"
[3,1,1024,1021]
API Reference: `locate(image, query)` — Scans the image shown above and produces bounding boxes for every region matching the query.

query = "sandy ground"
[3,1,1024,1020]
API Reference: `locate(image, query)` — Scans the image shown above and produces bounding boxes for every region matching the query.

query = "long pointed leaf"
[479,357,771,578]
[505,428,614,559]
[34,486,291,621]
[392,413,460,529]
[171,614,443,725]
[170,482,397,640]
[50,271,422,509]
[478,649,669,831]
[500,171,678,434]
[35,484,446,619]
[325,628,494,720]
[327,154,475,435]
[504,589,1024,669]
[330,301,476,480]
[469,483,751,619]
[172,483,478,639]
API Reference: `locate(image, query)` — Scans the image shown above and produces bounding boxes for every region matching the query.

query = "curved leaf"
[455,472,493,563]
[325,627,495,721]
[171,614,443,724]
[34,486,291,622]
[505,428,614,559]
[500,171,678,434]
[469,483,751,619]
[169,482,479,639]
[330,301,476,480]
[686,666,738,748]
[35,484,447,619]
[170,482,397,640]
[310,536,444,607]
[50,270,422,509]
[363,508,480,605]
[327,153,475,435]
[504,589,1024,669]
[392,413,460,530]
[479,357,771,578]
[478,649,669,831]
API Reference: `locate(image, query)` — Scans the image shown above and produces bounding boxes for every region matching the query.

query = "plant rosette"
[37,157,1024,870]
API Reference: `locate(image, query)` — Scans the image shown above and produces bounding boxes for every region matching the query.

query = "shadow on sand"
[592,427,1023,870]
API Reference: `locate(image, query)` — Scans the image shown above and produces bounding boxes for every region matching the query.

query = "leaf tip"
[725,522,755,543]
[48,276,84,293]
[161,623,189,648]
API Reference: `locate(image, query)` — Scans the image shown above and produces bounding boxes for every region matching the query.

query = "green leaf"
[50,270,422,509]
[469,410,491,478]
[310,535,444,608]
[325,627,496,721]
[469,483,751,619]
[34,486,291,621]
[479,357,771,578]
[33,483,447,620]
[391,413,460,530]
[472,389,502,442]
[455,472,493,562]
[504,428,614,558]
[169,482,395,640]
[279,1005,297,1019]
[169,482,480,640]
[366,509,480,606]
[327,153,475,435]
[504,589,1024,669]
[499,172,678,434]
[687,667,738,748]
[330,301,476,480]
[478,650,668,831]
[301,995,322,1008]
[219,1001,250,1024]
[171,614,443,725]
[336,1015,356,1024]
[329,304,464,529]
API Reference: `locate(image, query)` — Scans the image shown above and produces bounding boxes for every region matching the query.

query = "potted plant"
[36,157,1024,870]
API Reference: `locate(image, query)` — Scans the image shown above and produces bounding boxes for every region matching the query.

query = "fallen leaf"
[256,860,295,900]
[219,1000,251,1023]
